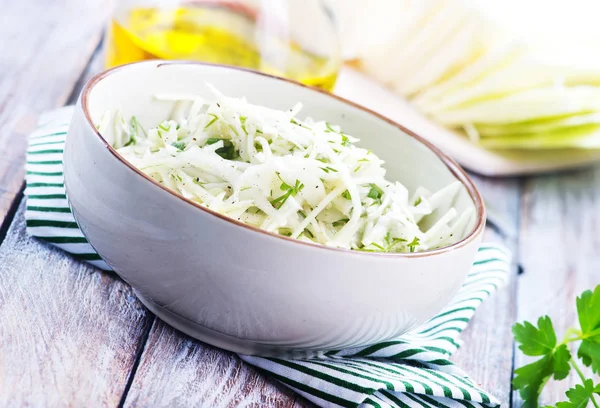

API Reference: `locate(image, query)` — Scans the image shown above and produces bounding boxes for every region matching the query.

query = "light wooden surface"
[0,1,597,407]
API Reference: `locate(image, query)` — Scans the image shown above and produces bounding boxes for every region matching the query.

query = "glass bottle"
[104,0,341,90]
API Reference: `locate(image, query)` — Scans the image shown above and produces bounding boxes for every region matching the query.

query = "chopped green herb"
[342,190,351,200]
[355,246,378,253]
[320,166,338,173]
[303,228,314,239]
[325,122,336,133]
[407,237,420,252]
[298,210,307,218]
[206,137,222,145]
[171,141,185,151]
[124,136,136,147]
[367,184,384,201]
[276,172,293,191]
[414,196,423,206]
[353,165,361,173]
[290,118,308,129]
[215,140,239,160]
[278,228,293,237]
[270,174,305,209]
[204,113,219,130]
[371,242,386,251]
[332,218,349,227]
[240,116,248,135]
[341,134,350,146]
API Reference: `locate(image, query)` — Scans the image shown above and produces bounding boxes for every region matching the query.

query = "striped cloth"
[25,108,510,408]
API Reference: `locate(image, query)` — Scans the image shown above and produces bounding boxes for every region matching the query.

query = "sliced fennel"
[475,112,600,137]
[479,124,600,150]
[431,87,600,126]
[350,0,600,151]
[99,89,469,253]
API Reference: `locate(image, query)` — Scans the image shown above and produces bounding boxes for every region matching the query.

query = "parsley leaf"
[513,355,555,408]
[578,340,600,375]
[513,285,600,408]
[577,285,600,336]
[553,344,573,380]
[512,317,573,406]
[513,316,557,356]
[556,380,597,408]
[576,286,600,374]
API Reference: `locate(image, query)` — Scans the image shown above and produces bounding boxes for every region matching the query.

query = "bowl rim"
[79,60,486,259]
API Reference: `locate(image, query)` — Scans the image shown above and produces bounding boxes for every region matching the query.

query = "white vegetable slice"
[432,87,600,126]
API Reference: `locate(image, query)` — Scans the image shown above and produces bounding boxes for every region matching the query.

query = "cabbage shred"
[103,90,469,253]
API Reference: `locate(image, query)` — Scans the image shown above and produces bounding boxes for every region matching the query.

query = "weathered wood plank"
[516,167,600,405]
[451,175,521,407]
[0,0,107,225]
[0,0,161,405]
[124,320,311,408]
[0,203,153,406]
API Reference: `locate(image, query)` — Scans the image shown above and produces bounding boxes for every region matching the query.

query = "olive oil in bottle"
[105,3,340,90]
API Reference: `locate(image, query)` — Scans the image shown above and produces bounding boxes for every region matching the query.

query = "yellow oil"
[105,5,339,90]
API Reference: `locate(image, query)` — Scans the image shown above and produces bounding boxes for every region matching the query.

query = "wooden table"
[1,1,598,406]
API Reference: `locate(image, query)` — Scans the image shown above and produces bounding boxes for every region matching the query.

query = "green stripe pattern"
[25,108,509,408]
[24,108,110,271]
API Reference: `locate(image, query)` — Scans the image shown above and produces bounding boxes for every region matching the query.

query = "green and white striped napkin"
[25,108,510,408]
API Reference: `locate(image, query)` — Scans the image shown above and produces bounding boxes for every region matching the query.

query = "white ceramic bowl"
[64,61,485,356]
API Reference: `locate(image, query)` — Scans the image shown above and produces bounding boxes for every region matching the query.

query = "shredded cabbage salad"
[99,88,471,253]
